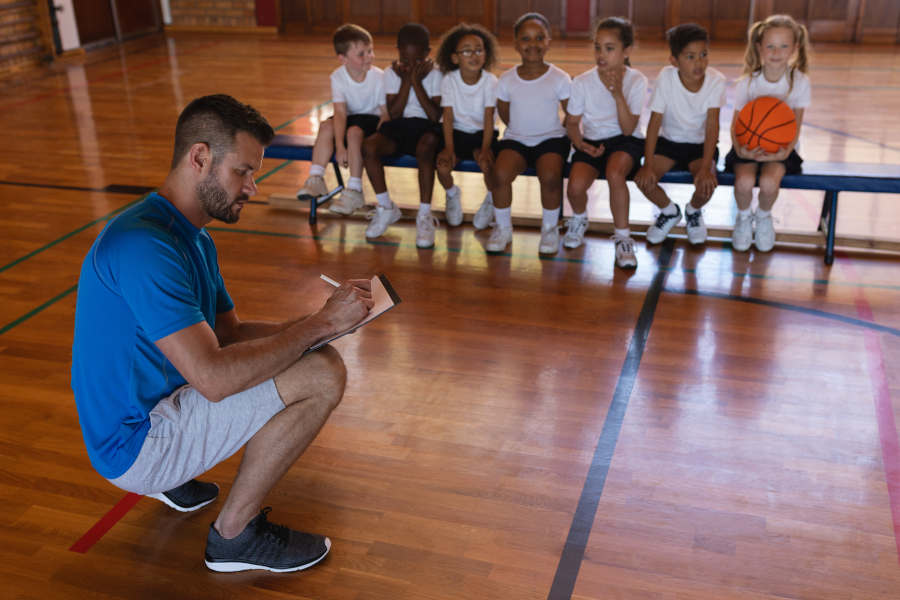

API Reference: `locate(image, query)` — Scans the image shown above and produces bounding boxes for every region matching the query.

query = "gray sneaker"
[646,204,682,244]
[445,186,463,227]
[365,203,401,239]
[205,508,331,573]
[297,175,328,200]
[472,194,494,230]
[147,479,218,512]
[329,188,364,215]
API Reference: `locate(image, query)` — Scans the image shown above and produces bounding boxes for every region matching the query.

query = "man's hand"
[317,279,373,334]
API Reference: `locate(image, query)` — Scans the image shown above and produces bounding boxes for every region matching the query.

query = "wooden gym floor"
[1,32,899,599]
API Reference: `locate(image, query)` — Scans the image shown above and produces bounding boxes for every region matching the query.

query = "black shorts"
[654,136,719,172]
[495,136,571,170]
[571,135,643,178]
[724,147,803,175]
[345,113,381,139]
[377,117,441,157]
[445,129,499,161]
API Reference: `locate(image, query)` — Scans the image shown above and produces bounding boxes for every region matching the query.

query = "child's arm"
[478,106,495,173]
[437,106,456,171]
[496,100,510,126]
[759,108,804,162]
[634,111,663,189]
[409,60,441,122]
[387,62,413,120]
[332,102,349,167]
[601,68,640,135]
[565,113,604,158]
[730,109,764,160]
[693,107,720,195]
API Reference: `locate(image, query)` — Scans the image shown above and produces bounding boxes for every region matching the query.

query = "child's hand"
[392,60,411,79]
[579,140,604,158]
[758,146,790,162]
[437,148,456,171]
[634,165,658,190]
[599,67,625,96]
[477,150,494,174]
[413,59,434,82]
[734,142,764,160]
[336,147,349,168]
[693,168,717,198]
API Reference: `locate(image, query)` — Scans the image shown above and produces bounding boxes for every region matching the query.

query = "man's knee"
[275,345,346,409]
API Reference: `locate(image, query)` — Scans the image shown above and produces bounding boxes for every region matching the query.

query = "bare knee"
[275,345,346,410]
[734,175,755,196]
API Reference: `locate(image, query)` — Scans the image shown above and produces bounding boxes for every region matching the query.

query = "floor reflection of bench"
[265,133,900,265]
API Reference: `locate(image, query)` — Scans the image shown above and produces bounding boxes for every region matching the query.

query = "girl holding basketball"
[727,14,811,252]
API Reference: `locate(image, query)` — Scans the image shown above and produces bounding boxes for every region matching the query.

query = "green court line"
[273,100,332,132]
[257,160,292,183]
[0,284,77,335]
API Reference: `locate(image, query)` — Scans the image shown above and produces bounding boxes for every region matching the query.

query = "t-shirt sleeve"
[427,70,443,98]
[734,77,750,110]
[626,72,647,116]
[215,270,233,315]
[789,72,812,109]
[373,72,386,108]
[496,73,510,103]
[556,71,572,101]
[567,78,584,116]
[647,69,668,114]
[108,231,207,342]
[383,67,400,96]
[330,70,346,104]
[485,74,497,108]
[706,72,727,110]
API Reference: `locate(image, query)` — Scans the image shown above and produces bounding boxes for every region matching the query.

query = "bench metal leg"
[306,156,346,226]
[824,190,838,265]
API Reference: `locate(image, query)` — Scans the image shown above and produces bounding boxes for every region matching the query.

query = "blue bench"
[265,133,900,265]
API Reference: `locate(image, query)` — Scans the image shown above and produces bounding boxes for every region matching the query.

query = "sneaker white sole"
[147,484,218,513]
[205,537,331,573]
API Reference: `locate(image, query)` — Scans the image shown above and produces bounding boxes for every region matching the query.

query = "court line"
[0,284,77,335]
[68,493,142,553]
[547,239,675,600]
[0,181,154,194]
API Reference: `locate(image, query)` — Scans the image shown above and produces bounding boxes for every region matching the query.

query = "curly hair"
[435,22,499,73]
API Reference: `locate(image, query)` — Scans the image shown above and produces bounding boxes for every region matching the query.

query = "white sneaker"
[646,204,682,244]
[754,212,775,252]
[563,215,589,249]
[613,234,637,269]
[416,212,439,248]
[485,223,512,252]
[472,195,494,230]
[732,212,753,252]
[365,203,401,239]
[538,224,560,254]
[298,175,327,200]
[329,188,364,215]
[684,206,707,245]
[445,187,463,227]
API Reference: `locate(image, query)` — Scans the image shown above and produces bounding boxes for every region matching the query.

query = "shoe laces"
[653,208,679,228]
[366,205,391,221]
[565,216,588,237]
[685,210,703,228]
[256,507,290,547]
[417,213,439,233]
[612,233,635,253]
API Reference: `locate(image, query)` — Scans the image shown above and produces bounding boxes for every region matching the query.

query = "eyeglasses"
[456,48,484,57]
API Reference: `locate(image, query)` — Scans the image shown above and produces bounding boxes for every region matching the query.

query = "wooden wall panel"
[631,0,667,40]
[858,0,900,42]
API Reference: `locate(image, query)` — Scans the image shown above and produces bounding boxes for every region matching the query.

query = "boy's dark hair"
[514,12,550,37]
[666,22,709,57]
[171,94,274,169]
[594,16,635,66]
[333,23,373,55]
[435,22,499,73]
[397,22,430,50]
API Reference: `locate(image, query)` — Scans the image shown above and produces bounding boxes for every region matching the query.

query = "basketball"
[734,96,797,154]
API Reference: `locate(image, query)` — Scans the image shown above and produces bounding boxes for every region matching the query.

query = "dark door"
[72,0,116,45]
[113,0,160,39]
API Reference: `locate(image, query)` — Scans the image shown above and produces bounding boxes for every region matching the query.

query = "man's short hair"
[333,23,372,55]
[171,94,274,169]
[666,23,709,57]
[397,23,430,50]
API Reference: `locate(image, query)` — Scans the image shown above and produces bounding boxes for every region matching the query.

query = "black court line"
[665,286,900,338]
[0,180,154,195]
[547,239,675,600]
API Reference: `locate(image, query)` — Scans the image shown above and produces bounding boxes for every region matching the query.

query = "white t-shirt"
[330,65,385,116]
[734,69,812,111]
[648,66,727,144]
[568,66,647,141]
[383,66,443,120]
[440,70,498,134]
[496,63,571,146]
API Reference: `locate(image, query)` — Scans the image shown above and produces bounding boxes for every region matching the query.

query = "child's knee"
[733,174,754,195]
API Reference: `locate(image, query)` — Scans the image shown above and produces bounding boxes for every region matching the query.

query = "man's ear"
[187,142,211,175]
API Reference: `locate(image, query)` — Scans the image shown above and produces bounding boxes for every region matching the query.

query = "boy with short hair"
[635,23,726,245]
[298,23,387,215]
[362,23,444,245]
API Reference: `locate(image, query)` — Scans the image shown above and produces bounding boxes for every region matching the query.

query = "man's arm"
[156,281,372,402]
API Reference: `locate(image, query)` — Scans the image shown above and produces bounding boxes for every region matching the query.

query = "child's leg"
[491,149,526,210]
[605,152,635,230]
[686,157,717,209]
[472,147,492,191]
[637,155,676,209]
[415,131,441,205]
[310,117,335,169]
[345,126,366,182]
[535,152,564,211]
[757,161,786,211]
[362,132,397,196]
[566,162,600,215]
[732,162,758,211]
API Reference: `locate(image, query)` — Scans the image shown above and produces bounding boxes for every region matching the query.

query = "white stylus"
[319,273,341,287]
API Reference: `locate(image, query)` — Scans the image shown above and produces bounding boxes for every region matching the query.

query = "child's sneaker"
[732,212,753,252]
[646,204,682,244]
[328,188,364,215]
[416,212,439,248]
[365,203,401,239]
[445,187,463,227]
[613,234,637,269]
[563,214,589,249]
[538,224,560,254]
[472,194,494,230]
[685,206,707,245]
[754,212,775,252]
[148,479,218,512]
[298,175,327,200]
[204,507,331,573]
[485,223,512,252]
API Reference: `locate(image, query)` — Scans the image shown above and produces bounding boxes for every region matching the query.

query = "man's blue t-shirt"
[71,193,234,479]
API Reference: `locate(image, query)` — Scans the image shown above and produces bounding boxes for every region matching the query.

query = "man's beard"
[197,171,245,224]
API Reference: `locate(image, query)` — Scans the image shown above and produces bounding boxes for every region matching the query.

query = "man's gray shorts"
[108,379,285,495]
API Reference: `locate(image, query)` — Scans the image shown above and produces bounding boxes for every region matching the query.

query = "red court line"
[839,254,900,563]
[69,492,142,554]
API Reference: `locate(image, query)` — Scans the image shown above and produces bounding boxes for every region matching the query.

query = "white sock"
[494,206,512,230]
[542,208,559,230]
[417,203,431,217]
[738,208,752,218]
[661,201,678,215]
[375,192,392,208]
[309,164,325,177]
[348,177,362,192]
[756,208,771,218]
[447,184,460,197]
[685,203,700,215]
[573,211,587,220]
[614,227,631,238]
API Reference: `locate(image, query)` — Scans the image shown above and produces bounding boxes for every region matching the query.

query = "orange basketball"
[734,96,797,154]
